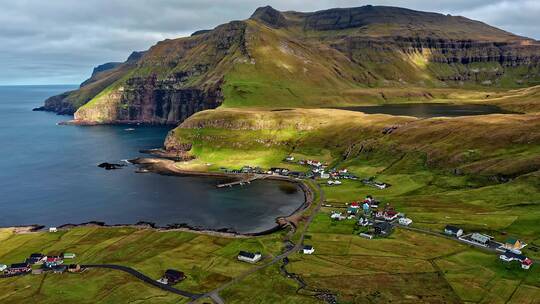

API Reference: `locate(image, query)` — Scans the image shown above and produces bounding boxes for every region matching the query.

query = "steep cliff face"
[42,5,540,123]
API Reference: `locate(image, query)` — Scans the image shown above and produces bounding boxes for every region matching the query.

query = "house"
[0,264,7,272]
[163,269,185,284]
[302,245,315,255]
[374,182,388,189]
[503,238,526,251]
[238,251,262,263]
[499,251,527,262]
[330,211,345,221]
[362,202,370,214]
[7,263,31,275]
[357,217,371,227]
[398,217,413,226]
[470,233,491,246]
[68,264,82,273]
[52,265,67,274]
[347,206,358,215]
[373,222,393,236]
[444,225,463,237]
[522,258,533,270]
[285,156,295,162]
[44,256,63,268]
[28,253,46,264]
[384,210,399,221]
[49,227,58,233]
[320,172,330,179]
[63,253,76,259]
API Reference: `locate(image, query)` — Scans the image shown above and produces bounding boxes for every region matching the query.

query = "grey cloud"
[0,0,538,85]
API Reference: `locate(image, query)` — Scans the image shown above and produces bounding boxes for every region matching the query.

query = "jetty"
[216,174,267,188]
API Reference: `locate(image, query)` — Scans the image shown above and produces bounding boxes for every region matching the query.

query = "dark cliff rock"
[33,91,77,115]
[115,74,223,124]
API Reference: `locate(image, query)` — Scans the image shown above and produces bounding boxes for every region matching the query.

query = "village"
[324,193,535,271]
[222,155,389,189]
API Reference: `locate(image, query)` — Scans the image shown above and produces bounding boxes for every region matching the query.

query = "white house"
[398,217,413,226]
[374,183,387,189]
[444,225,463,237]
[320,172,330,179]
[49,227,58,233]
[285,156,295,162]
[237,251,262,263]
[0,264,7,272]
[302,245,315,255]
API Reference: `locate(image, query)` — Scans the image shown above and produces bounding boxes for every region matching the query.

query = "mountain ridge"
[38,5,540,123]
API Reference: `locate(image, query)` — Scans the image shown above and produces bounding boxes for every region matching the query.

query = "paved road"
[397,225,502,253]
[190,182,325,304]
[82,264,200,299]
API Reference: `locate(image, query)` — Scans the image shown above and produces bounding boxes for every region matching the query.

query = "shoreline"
[4,158,314,238]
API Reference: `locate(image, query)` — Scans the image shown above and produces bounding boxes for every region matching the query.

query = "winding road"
[190,181,325,304]
[82,264,200,299]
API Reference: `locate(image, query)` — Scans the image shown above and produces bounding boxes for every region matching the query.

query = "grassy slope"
[165,107,540,302]
[0,227,296,303]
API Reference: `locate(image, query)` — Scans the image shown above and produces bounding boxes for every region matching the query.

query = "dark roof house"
[164,269,186,284]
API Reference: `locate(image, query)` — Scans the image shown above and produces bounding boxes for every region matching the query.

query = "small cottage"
[444,225,463,237]
[49,227,58,233]
[52,265,67,274]
[8,263,31,274]
[503,238,525,251]
[238,251,262,263]
[0,264,7,272]
[373,222,393,236]
[522,258,533,270]
[302,245,315,255]
[164,269,186,284]
[63,253,76,259]
[28,253,46,264]
[398,217,413,226]
[68,264,82,273]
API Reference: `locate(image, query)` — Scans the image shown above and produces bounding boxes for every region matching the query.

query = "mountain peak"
[250,5,286,28]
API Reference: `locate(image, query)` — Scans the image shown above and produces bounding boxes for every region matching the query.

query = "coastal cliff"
[40,5,540,123]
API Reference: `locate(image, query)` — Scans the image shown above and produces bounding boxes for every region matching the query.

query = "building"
[7,263,31,275]
[44,256,63,268]
[373,222,393,236]
[163,269,185,284]
[68,264,82,273]
[522,258,533,270]
[499,251,527,262]
[383,210,399,221]
[52,265,67,274]
[470,233,491,246]
[302,245,315,255]
[49,227,58,233]
[0,264,7,272]
[444,225,463,237]
[238,251,262,263]
[503,238,526,251]
[398,217,413,226]
[28,253,46,264]
[63,253,76,259]
[374,182,388,189]
[285,156,295,162]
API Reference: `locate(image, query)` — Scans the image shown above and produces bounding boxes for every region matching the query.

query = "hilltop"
[37,5,540,123]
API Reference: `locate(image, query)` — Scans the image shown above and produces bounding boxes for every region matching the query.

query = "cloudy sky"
[1,0,539,85]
